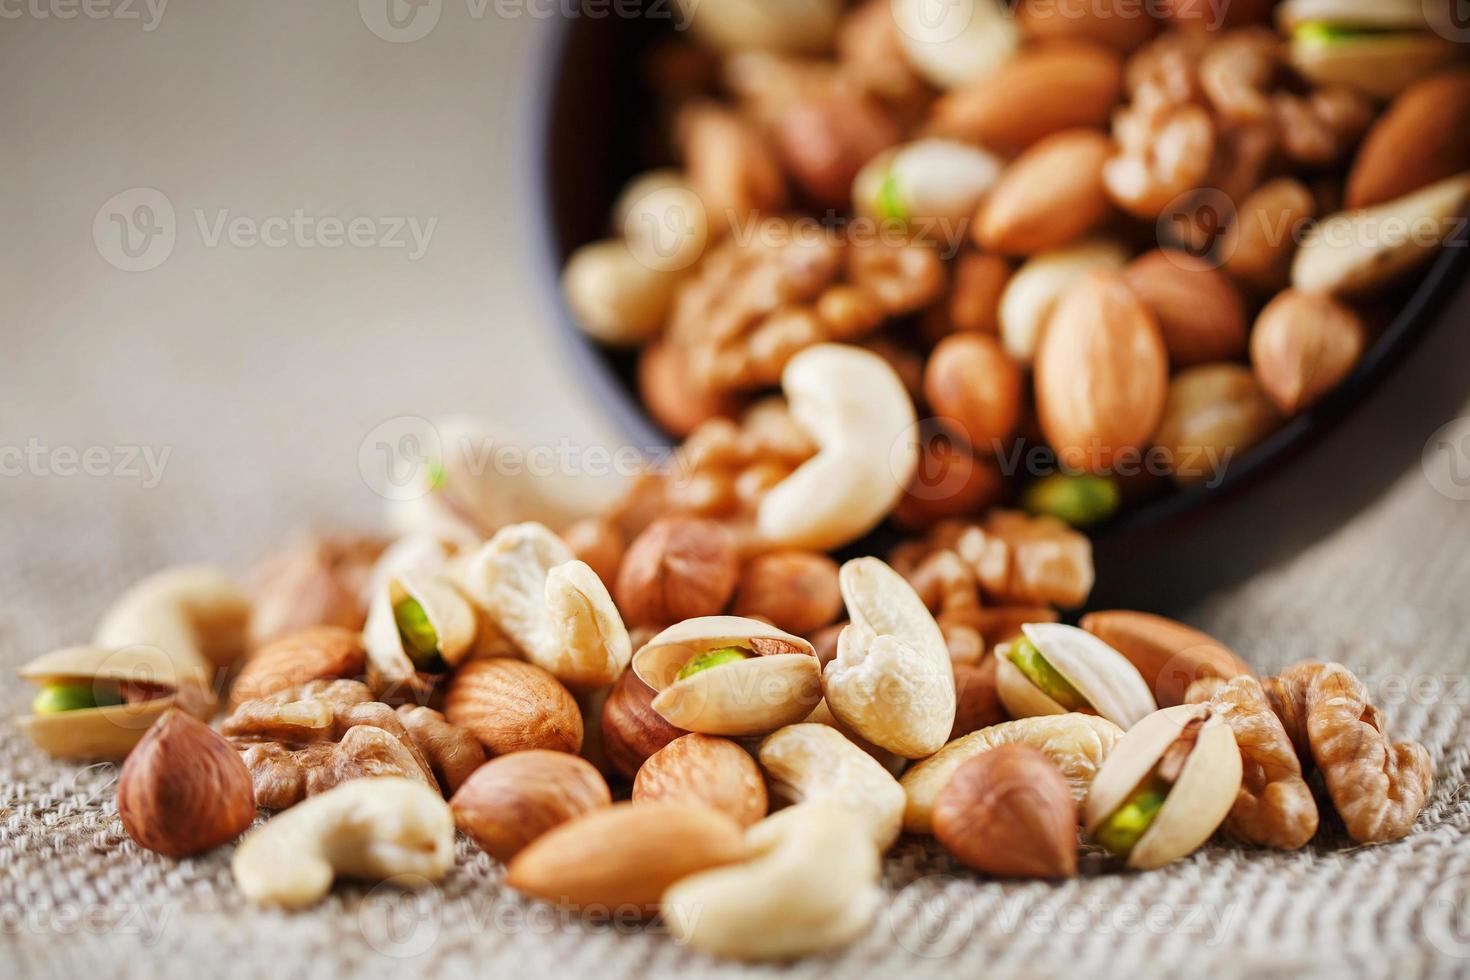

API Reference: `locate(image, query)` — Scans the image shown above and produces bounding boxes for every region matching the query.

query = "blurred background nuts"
[731,551,842,636]
[1250,289,1365,415]
[1122,251,1249,366]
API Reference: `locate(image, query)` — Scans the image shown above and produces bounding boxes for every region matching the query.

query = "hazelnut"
[1250,289,1365,416]
[450,749,611,862]
[117,709,257,858]
[615,516,739,628]
[632,733,768,828]
[638,343,744,438]
[932,744,1077,878]
[730,551,842,636]
[443,659,584,756]
[924,333,1023,455]
[560,517,626,589]
[229,626,366,709]
[894,434,1005,532]
[601,668,687,778]
[773,96,900,210]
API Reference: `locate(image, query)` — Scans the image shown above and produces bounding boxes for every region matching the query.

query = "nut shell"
[633,733,767,828]
[118,709,256,857]
[933,745,1077,878]
[450,750,611,861]
[443,658,584,756]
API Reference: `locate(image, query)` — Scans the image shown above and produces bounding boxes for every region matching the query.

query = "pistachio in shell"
[996,623,1156,730]
[361,574,477,696]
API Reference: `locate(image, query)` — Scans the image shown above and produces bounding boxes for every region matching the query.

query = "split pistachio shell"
[996,623,1156,729]
[1279,0,1460,100]
[18,645,209,760]
[853,139,1004,227]
[823,558,956,759]
[1084,703,1243,870]
[459,523,631,689]
[362,574,477,690]
[1292,174,1470,295]
[632,617,820,736]
[900,713,1124,833]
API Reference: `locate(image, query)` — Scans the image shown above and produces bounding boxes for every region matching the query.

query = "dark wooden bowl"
[521,16,1470,614]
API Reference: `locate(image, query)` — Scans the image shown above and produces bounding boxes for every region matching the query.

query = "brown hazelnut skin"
[444,659,584,756]
[924,333,1023,455]
[731,551,842,636]
[450,750,611,862]
[600,669,687,779]
[932,744,1077,878]
[639,343,744,437]
[117,709,257,858]
[615,516,739,628]
[561,517,627,589]
[893,434,1005,532]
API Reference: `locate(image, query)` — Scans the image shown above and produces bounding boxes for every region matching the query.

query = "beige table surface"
[4,5,1470,978]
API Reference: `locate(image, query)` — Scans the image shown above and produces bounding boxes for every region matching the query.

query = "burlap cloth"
[5,8,1470,980]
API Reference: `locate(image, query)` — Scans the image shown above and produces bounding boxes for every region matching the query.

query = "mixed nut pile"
[16,510,1433,960]
[564,0,1470,526]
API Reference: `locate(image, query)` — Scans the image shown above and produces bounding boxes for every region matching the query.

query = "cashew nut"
[758,723,905,850]
[662,802,881,961]
[231,777,454,908]
[460,522,631,689]
[757,343,918,553]
[822,558,956,759]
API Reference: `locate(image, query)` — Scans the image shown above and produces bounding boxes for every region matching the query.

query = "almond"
[230,626,365,709]
[932,744,1076,878]
[632,733,768,827]
[929,41,1124,154]
[505,801,745,914]
[1079,610,1252,707]
[1034,270,1168,473]
[1222,178,1316,294]
[1347,68,1470,208]
[924,333,1023,454]
[1249,289,1366,415]
[975,129,1113,255]
[450,750,611,861]
[443,658,584,756]
[1122,250,1248,366]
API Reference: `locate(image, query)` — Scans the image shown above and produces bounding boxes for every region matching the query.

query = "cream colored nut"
[662,802,882,961]
[758,723,905,849]
[450,749,611,862]
[1293,173,1470,295]
[996,623,1156,729]
[1250,289,1366,416]
[562,239,680,348]
[852,139,1004,227]
[1083,703,1243,870]
[19,645,213,761]
[802,698,906,776]
[361,573,477,694]
[633,733,768,828]
[975,129,1113,256]
[998,238,1129,365]
[232,776,455,909]
[900,713,1124,833]
[1153,364,1281,486]
[632,616,821,736]
[459,522,631,689]
[614,169,710,275]
[824,558,956,759]
[674,0,841,54]
[891,0,1021,89]
[755,343,918,552]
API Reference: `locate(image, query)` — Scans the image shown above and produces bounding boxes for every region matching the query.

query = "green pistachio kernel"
[394,597,446,672]
[876,172,907,223]
[1006,636,1088,711]
[1021,473,1121,528]
[1294,21,1385,45]
[1095,782,1169,858]
[676,647,751,681]
[31,681,124,715]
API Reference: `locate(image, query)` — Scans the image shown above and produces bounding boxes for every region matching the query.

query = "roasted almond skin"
[444,659,584,756]
[932,745,1077,878]
[1346,68,1470,210]
[976,129,1113,256]
[117,710,256,858]
[1080,610,1252,706]
[1123,250,1248,366]
[505,801,745,914]
[450,750,611,861]
[929,41,1123,154]
[1034,270,1168,473]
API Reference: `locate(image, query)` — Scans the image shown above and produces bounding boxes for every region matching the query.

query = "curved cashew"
[822,558,956,759]
[756,344,918,553]
[759,723,905,850]
[460,523,631,688]
[662,802,881,961]
[232,777,454,909]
